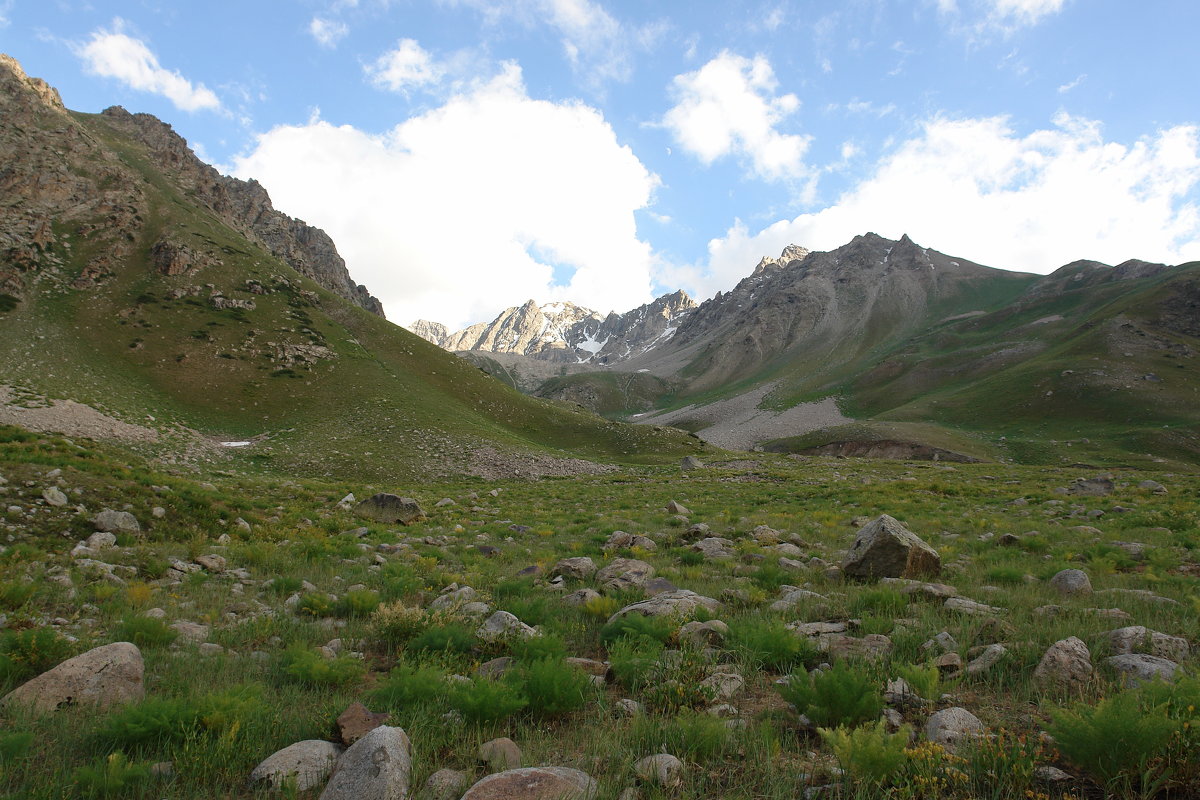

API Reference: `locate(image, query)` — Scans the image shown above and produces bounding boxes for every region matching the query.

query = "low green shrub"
[1047,690,1178,793]
[0,731,32,762]
[607,636,663,690]
[511,634,567,662]
[335,589,381,618]
[983,566,1025,585]
[642,644,717,712]
[599,614,672,645]
[777,662,883,727]
[0,581,35,610]
[819,721,909,785]
[750,563,790,592]
[728,619,817,672]
[895,663,941,700]
[278,646,365,687]
[630,712,730,762]
[408,624,476,655]
[266,576,303,596]
[0,627,74,683]
[448,676,527,724]
[370,601,428,646]
[520,658,592,716]
[114,616,179,648]
[73,752,152,799]
[95,697,201,748]
[369,663,448,709]
[849,588,906,617]
[295,592,337,617]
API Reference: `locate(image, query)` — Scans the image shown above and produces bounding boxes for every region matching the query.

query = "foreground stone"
[355,494,427,525]
[634,754,684,788]
[842,515,940,579]
[926,707,984,749]
[93,509,140,534]
[336,702,391,745]
[249,740,344,791]
[596,558,655,591]
[459,767,597,800]
[477,611,538,643]
[1107,626,1189,661]
[1033,637,1092,688]
[1105,654,1179,687]
[1048,569,1092,596]
[607,590,721,623]
[2,641,144,713]
[419,769,469,800]
[319,725,411,800]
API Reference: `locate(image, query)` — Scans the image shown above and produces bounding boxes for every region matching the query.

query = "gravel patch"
[0,386,159,443]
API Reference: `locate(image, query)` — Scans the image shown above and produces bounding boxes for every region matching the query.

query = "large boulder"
[1107,626,1189,661]
[842,515,940,579]
[1048,569,1092,596]
[249,740,344,791]
[607,590,721,623]
[459,767,596,800]
[2,641,143,714]
[551,557,596,580]
[319,725,411,800]
[926,707,984,749]
[355,494,427,525]
[477,611,538,643]
[1105,654,1180,687]
[93,509,140,534]
[1033,637,1092,688]
[596,558,655,591]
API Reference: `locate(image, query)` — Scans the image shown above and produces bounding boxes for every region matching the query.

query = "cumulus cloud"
[309,17,349,48]
[366,38,443,92]
[987,0,1066,27]
[676,114,1200,299]
[938,0,1068,35]
[662,51,810,181]
[232,63,660,329]
[75,20,221,112]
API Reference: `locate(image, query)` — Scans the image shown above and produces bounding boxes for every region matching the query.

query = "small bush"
[751,563,790,592]
[895,663,941,700]
[581,595,619,619]
[849,588,906,617]
[73,752,152,799]
[448,676,527,724]
[1048,690,1178,793]
[278,646,365,687]
[677,549,705,566]
[608,636,663,690]
[642,644,717,712]
[520,658,592,716]
[819,721,909,785]
[777,662,883,727]
[335,589,381,618]
[0,731,32,762]
[295,592,337,617]
[0,627,74,682]
[511,634,567,662]
[369,664,448,710]
[266,576,303,596]
[729,619,817,672]
[0,581,35,610]
[983,565,1025,585]
[114,616,178,648]
[370,602,429,646]
[599,614,672,645]
[408,624,476,655]
[95,697,202,748]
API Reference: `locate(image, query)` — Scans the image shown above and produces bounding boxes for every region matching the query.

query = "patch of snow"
[541,302,568,315]
[221,441,252,448]
[576,333,608,355]
[637,369,650,373]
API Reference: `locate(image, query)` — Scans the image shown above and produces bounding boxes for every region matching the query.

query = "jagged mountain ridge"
[411,290,696,365]
[0,54,383,317]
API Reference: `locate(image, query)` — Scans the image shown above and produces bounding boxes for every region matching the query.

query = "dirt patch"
[449,444,618,480]
[0,385,159,443]
[635,383,851,451]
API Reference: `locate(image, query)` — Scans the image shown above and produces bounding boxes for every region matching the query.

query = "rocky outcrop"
[1,641,144,713]
[842,515,941,580]
[408,319,450,346]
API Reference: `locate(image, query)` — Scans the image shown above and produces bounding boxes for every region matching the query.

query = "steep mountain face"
[0,54,384,317]
[415,290,696,365]
[0,55,705,478]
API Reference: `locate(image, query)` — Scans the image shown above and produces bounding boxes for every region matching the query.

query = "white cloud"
[936,0,1067,35]
[1057,73,1086,93]
[679,114,1200,299]
[367,39,443,92]
[988,0,1066,27]
[232,64,660,329]
[0,0,11,29]
[76,19,221,112]
[662,51,810,181]
[309,17,349,48]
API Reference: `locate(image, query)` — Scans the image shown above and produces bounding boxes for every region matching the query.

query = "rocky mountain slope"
[412,291,696,365]
[0,54,706,478]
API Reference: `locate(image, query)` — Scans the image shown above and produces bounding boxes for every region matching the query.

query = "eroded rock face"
[842,515,941,579]
[2,641,144,714]
[459,767,597,800]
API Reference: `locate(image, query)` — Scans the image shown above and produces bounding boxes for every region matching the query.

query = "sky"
[3,0,1200,329]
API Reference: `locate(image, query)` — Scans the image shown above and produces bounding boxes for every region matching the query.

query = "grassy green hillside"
[0,111,708,480]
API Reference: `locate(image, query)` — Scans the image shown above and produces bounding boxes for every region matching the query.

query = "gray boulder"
[2,641,143,714]
[607,590,721,623]
[842,515,940,579]
[925,707,984,749]
[42,486,68,506]
[355,494,427,525]
[551,557,596,580]
[460,767,596,800]
[1033,637,1092,687]
[691,537,735,560]
[1107,626,1189,661]
[93,509,140,534]
[1048,569,1092,596]
[634,754,683,788]
[249,740,343,791]
[319,725,411,800]
[419,769,469,800]
[479,737,522,772]
[1105,654,1179,687]
[596,558,655,591]
[477,611,538,643]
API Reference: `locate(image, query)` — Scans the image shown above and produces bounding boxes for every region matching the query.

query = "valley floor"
[1,426,1198,799]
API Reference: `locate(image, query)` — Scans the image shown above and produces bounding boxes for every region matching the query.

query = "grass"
[0,427,1198,798]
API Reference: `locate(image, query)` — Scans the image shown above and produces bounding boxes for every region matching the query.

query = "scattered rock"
[1033,637,1092,688]
[1105,654,1179,687]
[194,554,227,573]
[821,634,893,662]
[459,767,597,800]
[965,644,1008,676]
[42,486,67,506]
[552,557,597,580]
[336,701,391,745]
[479,737,522,772]
[680,456,704,472]
[249,740,343,792]
[607,590,721,623]
[841,515,941,580]
[699,672,744,700]
[477,611,538,643]
[634,754,683,788]
[925,707,984,749]
[1062,476,1114,496]
[170,620,210,644]
[1137,480,1167,494]
[562,588,601,607]
[354,494,427,525]
[93,509,140,534]
[943,597,1003,616]
[678,620,728,648]
[2,641,144,713]
[596,558,655,591]
[419,769,469,800]
[665,500,691,515]
[690,537,735,560]
[1048,569,1092,596]
[476,657,515,680]
[1107,626,1189,661]
[319,725,411,800]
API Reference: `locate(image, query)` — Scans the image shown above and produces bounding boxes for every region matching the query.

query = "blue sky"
[3,0,1199,328]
